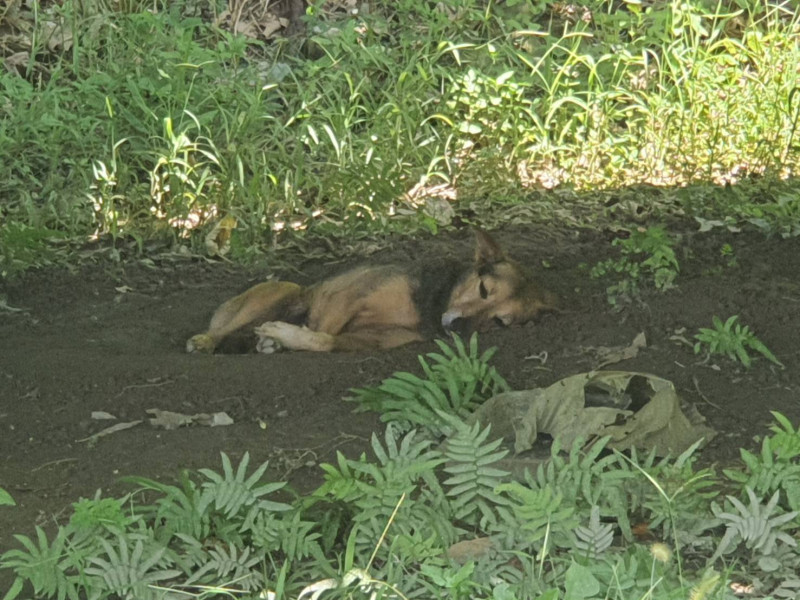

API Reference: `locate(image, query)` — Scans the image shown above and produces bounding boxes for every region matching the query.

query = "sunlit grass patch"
[1,0,799,276]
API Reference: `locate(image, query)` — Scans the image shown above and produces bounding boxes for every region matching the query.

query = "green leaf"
[0,487,15,507]
[1,577,23,600]
[564,562,601,600]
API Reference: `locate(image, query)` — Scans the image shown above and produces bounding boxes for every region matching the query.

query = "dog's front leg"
[255,322,335,352]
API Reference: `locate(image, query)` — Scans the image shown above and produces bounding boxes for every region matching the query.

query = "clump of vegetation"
[694,315,783,368]
[2,0,800,277]
[348,333,509,436]
[590,225,680,306]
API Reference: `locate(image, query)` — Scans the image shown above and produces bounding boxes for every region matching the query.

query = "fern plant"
[520,437,636,542]
[724,413,800,512]
[768,412,800,461]
[312,427,452,561]
[182,541,263,589]
[693,315,783,368]
[710,488,798,563]
[619,441,718,545]
[2,453,298,600]
[494,482,578,550]
[83,535,182,600]
[348,333,509,436]
[442,420,511,529]
[1,527,80,600]
[573,505,614,559]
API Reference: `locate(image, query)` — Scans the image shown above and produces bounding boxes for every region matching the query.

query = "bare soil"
[1,225,799,556]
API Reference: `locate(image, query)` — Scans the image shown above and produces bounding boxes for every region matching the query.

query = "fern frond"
[573,505,614,558]
[443,421,510,527]
[711,488,798,562]
[197,452,290,520]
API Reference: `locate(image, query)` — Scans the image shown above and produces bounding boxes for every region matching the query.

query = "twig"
[692,376,721,410]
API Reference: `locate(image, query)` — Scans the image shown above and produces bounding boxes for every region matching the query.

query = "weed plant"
[2,0,800,276]
[3,336,800,599]
[694,315,784,368]
[590,225,680,305]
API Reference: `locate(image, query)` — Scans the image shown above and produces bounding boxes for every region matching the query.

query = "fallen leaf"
[5,51,30,70]
[447,537,494,563]
[78,420,142,443]
[147,408,234,429]
[204,214,237,257]
[195,412,234,427]
[147,409,192,429]
[470,371,716,474]
[91,411,116,420]
[592,332,646,368]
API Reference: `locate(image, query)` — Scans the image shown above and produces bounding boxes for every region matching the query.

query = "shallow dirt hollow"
[1,225,799,557]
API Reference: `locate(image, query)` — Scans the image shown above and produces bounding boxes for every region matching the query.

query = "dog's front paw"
[255,321,330,352]
[187,333,215,354]
[256,335,284,354]
[255,321,295,353]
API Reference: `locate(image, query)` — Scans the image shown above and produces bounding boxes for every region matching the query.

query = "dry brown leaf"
[593,332,647,368]
[447,537,494,563]
[147,408,234,429]
[77,420,143,443]
[91,411,116,420]
[42,20,73,52]
[4,51,30,70]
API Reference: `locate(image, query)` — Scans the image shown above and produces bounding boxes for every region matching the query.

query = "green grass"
[2,0,800,276]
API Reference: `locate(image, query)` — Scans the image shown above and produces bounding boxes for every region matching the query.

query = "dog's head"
[441,230,553,334]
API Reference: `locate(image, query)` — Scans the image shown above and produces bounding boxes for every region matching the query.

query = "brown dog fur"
[186,230,555,354]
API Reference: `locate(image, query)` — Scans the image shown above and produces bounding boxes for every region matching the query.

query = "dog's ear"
[474,229,506,265]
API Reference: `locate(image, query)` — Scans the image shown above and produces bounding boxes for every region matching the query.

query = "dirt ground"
[1,225,799,559]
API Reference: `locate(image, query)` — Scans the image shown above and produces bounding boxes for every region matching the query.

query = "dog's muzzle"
[442,310,473,335]
[441,310,461,330]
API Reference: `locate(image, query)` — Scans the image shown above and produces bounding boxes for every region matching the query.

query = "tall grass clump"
[2,0,800,276]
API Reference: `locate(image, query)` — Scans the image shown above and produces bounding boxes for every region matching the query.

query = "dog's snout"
[441,310,461,330]
[442,311,469,335]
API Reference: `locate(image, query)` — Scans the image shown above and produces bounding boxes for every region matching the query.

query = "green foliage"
[620,442,718,545]
[590,226,679,306]
[348,333,509,436]
[70,493,136,533]
[573,505,615,559]
[724,412,800,512]
[495,481,579,549]
[742,192,800,239]
[0,223,68,280]
[313,427,453,562]
[4,0,800,275]
[0,452,303,599]
[513,437,635,542]
[0,486,14,507]
[710,488,798,562]
[693,315,783,368]
[442,421,510,528]
[2,412,800,599]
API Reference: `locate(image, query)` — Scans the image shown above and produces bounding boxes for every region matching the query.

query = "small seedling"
[590,226,679,306]
[694,315,783,369]
[720,243,737,268]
